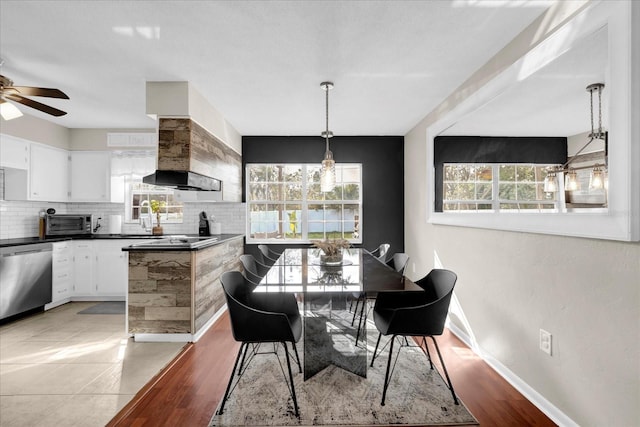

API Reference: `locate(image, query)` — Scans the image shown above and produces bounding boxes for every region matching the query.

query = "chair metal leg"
[355,297,367,345]
[351,296,361,326]
[282,342,300,417]
[237,341,250,374]
[291,341,302,373]
[217,342,245,415]
[422,336,434,369]
[371,332,382,367]
[429,336,459,405]
[381,335,396,406]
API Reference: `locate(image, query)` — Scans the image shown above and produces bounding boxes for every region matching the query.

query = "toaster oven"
[45,214,93,236]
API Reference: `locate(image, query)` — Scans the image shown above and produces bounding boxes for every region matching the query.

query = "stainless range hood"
[143,170,221,191]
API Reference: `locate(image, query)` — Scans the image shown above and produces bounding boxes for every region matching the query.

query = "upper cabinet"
[29,144,69,202]
[0,135,29,169]
[69,151,110,202]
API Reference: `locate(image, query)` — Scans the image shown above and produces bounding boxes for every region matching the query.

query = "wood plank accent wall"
[128,251,192,334]
[193,237,243,332]
[158,118,242,202]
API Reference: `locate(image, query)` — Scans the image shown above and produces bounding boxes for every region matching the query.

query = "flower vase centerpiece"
[312,238,350,266]
[150,199,164,236]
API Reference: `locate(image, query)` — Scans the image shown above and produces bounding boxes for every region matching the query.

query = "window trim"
[426,1,638,241]
[245,163,363,244]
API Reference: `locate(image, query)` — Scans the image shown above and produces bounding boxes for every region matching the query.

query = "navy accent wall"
[242,136,404,256]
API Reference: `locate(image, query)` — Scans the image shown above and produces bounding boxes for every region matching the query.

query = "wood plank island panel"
[158,118,242,202]
[127,236,244,339]
[194,237,243,332]
[128,251,192,334]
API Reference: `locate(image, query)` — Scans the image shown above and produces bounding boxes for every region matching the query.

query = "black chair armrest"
[243,268,265,285]
[374,291,433,311]
[249,292,300,318]
[236,305,297,342]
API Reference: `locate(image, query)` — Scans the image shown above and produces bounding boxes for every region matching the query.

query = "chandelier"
[544,83,607,193]
[320,81,335,192]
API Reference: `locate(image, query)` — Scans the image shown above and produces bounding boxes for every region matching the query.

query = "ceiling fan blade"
[4,93,67,117]
[7,86,69,99]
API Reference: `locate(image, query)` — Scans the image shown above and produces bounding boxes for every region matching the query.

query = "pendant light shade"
[565,169,579,191]
[320,81,336,192]
[590,166,605,190]
[543,171,558,193]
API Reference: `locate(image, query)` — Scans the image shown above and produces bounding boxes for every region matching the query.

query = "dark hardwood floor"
[108,312,557,426]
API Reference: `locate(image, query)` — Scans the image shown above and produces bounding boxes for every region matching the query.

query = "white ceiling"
[0,0,576,137]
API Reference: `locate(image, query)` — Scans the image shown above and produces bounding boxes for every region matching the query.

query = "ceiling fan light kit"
[0,73,69,120]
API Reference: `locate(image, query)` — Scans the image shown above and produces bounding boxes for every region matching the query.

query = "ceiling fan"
[0,73,69,120]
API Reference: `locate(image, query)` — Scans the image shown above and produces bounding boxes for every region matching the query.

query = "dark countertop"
[0,234,243,248]
[121,234,243,252]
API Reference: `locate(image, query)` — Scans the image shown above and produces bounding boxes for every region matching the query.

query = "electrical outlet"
[539,329,552,355]
[412,262,416,273]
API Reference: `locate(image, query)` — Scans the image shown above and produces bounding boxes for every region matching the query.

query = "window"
[130,183,183,224]
[443,164,557,212]
[111,150,183,224]
[247,164,362,243]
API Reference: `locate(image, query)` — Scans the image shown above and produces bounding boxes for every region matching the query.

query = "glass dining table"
[255,248,406,380]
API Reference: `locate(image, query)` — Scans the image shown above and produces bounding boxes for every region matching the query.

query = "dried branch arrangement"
[311,238,351,256]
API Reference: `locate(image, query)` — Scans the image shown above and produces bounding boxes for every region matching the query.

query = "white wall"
[404,1,640,426]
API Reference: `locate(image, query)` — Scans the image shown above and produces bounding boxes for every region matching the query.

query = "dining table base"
[303,293,367,380]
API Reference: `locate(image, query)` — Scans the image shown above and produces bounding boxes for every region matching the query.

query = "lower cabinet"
[45,241,73,309]
[66,240,141,301]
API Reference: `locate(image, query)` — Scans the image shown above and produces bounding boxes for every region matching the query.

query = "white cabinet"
[69,240,135,299]
[72,241,95,296]
[30,144,69,202]
[0,134,29,169]
[95,240,129,296]
[70,151,110,202]
[46,241,73,309]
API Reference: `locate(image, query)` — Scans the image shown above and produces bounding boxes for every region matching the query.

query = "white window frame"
[246,163,363,244]
[126,183,184,225]
[442,163,559,212]
[426,1,639,241]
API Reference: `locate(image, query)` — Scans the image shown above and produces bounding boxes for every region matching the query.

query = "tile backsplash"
[0,198,246,240]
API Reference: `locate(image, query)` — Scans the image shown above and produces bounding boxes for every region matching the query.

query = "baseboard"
[134,305,228,343]
[447,321,579,427]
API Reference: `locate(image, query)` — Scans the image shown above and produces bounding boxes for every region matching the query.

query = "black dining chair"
[257,244,281,266]
[385,253,410,276]
[370,268,458,406]
[239,254,270,286]
[369,243,391,263]
[217,271,302,417]
[352,252,410,342]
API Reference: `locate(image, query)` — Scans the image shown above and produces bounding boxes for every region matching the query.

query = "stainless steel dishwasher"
[0,242,53,320]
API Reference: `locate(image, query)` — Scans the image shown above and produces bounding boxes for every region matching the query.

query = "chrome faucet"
[139,200,153,232]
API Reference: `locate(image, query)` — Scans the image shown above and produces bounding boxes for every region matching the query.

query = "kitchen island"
[122,234,243,342]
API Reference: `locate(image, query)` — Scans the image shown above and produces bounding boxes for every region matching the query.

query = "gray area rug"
[210,314,478,426]
[77,301,125,315]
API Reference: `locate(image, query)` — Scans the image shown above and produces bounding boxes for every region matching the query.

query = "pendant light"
[545,83,607,192]
[320,81,335,192]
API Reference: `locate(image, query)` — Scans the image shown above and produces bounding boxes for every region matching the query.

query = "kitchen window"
[246,163,362,243]
[443,163,557,212]
[111,150,183,224]
[130,183,183,223]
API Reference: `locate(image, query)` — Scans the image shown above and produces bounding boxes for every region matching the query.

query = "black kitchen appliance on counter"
[199,211,211,236]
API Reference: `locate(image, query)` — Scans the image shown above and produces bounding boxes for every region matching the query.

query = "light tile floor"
[0,302,185,427]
